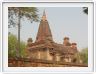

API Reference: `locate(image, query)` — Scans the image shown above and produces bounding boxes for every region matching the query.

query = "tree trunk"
[16,8,21,57]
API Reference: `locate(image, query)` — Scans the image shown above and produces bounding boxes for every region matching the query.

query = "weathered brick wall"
[8,58,88,67]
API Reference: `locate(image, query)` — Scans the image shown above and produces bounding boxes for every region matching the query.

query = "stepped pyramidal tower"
[26,10,82,66]
[36,10,53,42]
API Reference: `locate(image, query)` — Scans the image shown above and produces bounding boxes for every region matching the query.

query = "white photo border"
[2,2,94,73]
[94,1,95,72]
[0,0,2,72]
[2,0,94,3]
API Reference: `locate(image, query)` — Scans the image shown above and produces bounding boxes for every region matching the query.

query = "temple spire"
[42,10,47,21]
[35,10,53,42]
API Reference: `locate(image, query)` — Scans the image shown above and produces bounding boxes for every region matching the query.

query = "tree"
[8,33,17,57]
[83,7,88,15]
[8,33,26,58]
[8,7,39,57]
[20,41,27,58]
[79,48,88,64]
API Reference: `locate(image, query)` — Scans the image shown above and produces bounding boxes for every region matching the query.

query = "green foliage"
[8,7,39,28]
[20,41,26,58]
[8,33,17,57]
[79,48,88,64]
[8,7,39,57]
[83,7,88,15]
[8,33,26,58]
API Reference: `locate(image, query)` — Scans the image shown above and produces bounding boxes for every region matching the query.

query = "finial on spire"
[43,9,46,16]
[42,10,47,21]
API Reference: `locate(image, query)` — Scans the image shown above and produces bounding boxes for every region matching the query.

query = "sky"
[9,7,88,51]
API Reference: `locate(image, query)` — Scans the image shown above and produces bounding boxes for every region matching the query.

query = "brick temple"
[26,11,82,64]
[9,11,87,67]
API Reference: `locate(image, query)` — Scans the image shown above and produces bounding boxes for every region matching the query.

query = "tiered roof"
[27,10,78,55]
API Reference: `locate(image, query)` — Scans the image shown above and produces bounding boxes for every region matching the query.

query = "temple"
[26,11,82,64]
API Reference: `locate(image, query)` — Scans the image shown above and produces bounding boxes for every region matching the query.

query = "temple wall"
[27,49,74,63]
[28,51,39,59]
[39,49,53,60]
[37,49,60,61]
[64,58,71,62]
[56,53,60,61]
[46,49,53,60]
[8,58,88,67]
[26,49,53,60]
[39,50,47,60]
[47,55,53,60]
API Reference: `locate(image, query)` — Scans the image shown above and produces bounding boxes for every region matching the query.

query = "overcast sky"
[9,7,88,50]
